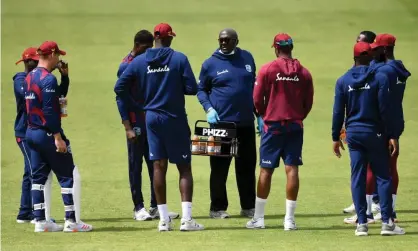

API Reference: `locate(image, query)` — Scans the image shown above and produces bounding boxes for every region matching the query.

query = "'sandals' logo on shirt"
[245,65,252,72]
[25,93,36,100]
[348,83,370,92]
[147,65,170,74]
[216,69,229,75]
[276,73,299,82]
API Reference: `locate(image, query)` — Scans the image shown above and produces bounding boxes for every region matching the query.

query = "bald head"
[219,28,238,40]
[218,28,239,54]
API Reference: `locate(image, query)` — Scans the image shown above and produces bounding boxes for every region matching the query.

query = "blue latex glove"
[207,108,220,124]
[256,116,264,135]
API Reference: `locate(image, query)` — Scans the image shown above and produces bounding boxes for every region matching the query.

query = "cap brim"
[370,43,381,49]
[58,50,66,55]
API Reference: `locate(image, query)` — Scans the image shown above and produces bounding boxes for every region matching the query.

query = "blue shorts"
[259,125,303,168]
[145,112,191,164]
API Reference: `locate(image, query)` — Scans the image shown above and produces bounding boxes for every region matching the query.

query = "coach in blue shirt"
[197,28,256,219]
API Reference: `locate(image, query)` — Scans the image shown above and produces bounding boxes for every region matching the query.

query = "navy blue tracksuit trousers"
[347,132,393,224]
[16,138,33,220]
[128,133,156,210]
[26,128,76,221]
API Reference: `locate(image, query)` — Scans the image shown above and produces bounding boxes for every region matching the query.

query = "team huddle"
[12,23,409,235]
[332,31,410,236]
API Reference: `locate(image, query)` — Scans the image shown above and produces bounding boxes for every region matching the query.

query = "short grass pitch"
[2,0,418,250]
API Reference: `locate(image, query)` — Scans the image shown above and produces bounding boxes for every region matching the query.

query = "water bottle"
[59,95,68,117]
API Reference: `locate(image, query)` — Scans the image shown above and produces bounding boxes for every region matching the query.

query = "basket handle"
[194,120,237,128]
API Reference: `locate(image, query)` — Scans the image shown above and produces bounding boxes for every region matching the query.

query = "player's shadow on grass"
[265,213,343,219]
[397,209,418,214]
[204,225,351,231]
[193,213,344,220]
[94,226,156,232]
[85,217,133,222]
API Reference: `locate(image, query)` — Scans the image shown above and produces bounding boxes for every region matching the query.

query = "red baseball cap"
[154,23,176,38]
[354,42,371,57]
[272,33,293,48]
[15,47,40,65]
[37,41,66,56]
[371,33,396,49]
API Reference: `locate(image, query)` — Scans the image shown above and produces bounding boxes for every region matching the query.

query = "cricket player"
[343,30,380,216]
[25,41,92,232]
[14,47,70,224]
[114,23,204,232]
[356,30,376,43]
[332,41,404,236]
[367,34,411,222]
[247,33,314,230]
[14,47,40,224]
[197,28,257,219]
[116,29,179,221]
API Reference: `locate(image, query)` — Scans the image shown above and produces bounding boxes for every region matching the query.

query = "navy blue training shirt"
[25,68,64,134]
[114,47,197,119]
[371,60,411,138]
[332,65,394,141]
[115,52,145,128]
[14,71,69,138]
[197,48,256,126]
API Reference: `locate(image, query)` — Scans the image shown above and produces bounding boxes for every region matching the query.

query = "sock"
[254,197,267,219]
[285,199,297,220]
[392,194,397,212]
[181,201,192,221]
[157,204,169,222]
[44,171,53,221]
[72,166,81,223]
[366,194,373,215]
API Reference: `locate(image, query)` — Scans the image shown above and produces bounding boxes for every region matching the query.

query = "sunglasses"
[218,38,237,44]
[275,39,293,46]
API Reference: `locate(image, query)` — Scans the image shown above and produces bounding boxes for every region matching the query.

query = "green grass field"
[2,0,418,250]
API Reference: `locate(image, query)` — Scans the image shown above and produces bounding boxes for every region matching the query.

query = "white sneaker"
[372,203,380,213]
[374,212,382,221]
[180,218,204,231]
[240,209,255,218]
[209,210,230,219]
[17,219,36,224]
[283,218,297,231]
[63,220,93,232]
[134,208,152,221]
[381,220,405,236]
[149,207,180,220]
[344,214,375,225]
[158,219,173,232]
[34,220,64,232]
[343,203,355,214]
[355,223,368,236]
[246,218,265,229]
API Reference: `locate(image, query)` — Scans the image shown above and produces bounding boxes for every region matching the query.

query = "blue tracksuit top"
[332,65,394,141]
[197,48,256,126]
[371,60,411,138]
[114,47,197,119]
[25,67,65,134]
[13,71,69,138]
[115,52,145,128]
